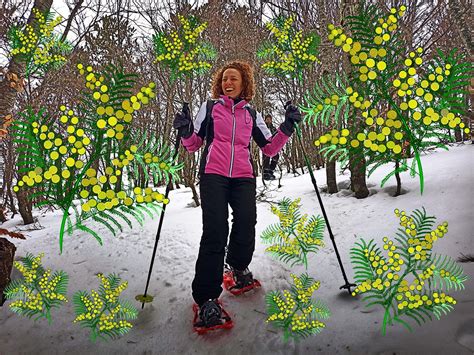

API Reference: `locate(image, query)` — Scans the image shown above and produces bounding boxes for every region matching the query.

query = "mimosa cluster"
[261,15,319,74]
[154,15,213,75]
[263,198,324,268]
[266,273,328,340]
[328,6,406,82]
[350,207,467,333]
[10,8,66,67]
[77,63,156,139]
[315,5,469,159]
[6,253,68,321]
[13,63,172,216]
[73,273,137,339]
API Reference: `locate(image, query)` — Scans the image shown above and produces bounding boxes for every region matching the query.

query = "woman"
[173,60,302,329]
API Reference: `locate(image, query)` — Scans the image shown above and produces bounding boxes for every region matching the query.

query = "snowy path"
[0,144,473,354]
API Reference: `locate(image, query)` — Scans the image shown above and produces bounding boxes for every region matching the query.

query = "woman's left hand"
[280,101,302,135]
[284,103,302,125]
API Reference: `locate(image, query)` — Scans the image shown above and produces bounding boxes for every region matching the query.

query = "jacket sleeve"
[252,111,290,158]
[181,101,208,153]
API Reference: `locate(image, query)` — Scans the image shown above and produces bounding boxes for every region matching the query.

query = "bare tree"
[0,0,55,224]
[1,0,470,211]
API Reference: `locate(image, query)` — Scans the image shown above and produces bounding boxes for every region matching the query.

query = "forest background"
[0,0,472,225]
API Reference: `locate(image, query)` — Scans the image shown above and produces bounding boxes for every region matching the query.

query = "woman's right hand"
[173,110,193,138]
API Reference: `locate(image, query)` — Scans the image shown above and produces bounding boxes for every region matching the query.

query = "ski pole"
[137,102,189,308]
[287,100,356,294]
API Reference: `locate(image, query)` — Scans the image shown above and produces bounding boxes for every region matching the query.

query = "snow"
[1,143,473,354]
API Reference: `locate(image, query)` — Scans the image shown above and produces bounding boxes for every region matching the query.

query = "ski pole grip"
[175,102,190,148]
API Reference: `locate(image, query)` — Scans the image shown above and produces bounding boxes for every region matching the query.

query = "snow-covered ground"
[1,144,473,355]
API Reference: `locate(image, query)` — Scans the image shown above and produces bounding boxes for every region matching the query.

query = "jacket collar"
[219,95,249,109]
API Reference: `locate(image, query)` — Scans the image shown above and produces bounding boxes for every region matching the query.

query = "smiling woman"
[172,59,303,332]
[211,61,255,101]
[221,68,242,99]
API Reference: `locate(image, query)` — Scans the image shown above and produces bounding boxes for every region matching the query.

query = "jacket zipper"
[229,105,236,176]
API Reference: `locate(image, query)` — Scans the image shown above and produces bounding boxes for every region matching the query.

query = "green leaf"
[76,224,103,245]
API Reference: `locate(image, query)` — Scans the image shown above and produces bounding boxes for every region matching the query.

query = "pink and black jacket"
[182,95,290,178]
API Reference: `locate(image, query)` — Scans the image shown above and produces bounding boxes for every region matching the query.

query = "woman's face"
[221,68,243,99]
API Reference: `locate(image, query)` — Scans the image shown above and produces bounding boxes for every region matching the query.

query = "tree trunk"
[465,90,473,142]
[17,189,34,224]
[0,0,54,225]
[341,0,369,199]
[190,183,200,207]
[0,237,16,306]
[448,0,474,56]
[349,154,369,199]
[1,137,17,215]
[15,176,35,224]
[394,160,402,197]
[326,159,338,193]
[0,0,53,129]
[316,151,324,169]
[454,128,462,142]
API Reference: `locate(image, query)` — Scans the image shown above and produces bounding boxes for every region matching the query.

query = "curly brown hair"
[211,60,255,101]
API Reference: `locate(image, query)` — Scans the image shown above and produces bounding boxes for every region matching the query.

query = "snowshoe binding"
[223,265,261,296]
[192,299,233,334]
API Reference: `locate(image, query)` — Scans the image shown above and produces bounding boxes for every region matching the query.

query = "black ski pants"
[192,173,257,306]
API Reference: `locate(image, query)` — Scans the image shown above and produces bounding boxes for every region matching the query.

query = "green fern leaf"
[76,224,103,245]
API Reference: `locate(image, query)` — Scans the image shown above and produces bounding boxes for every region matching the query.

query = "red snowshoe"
[223,266,261,296]
[192,300,233,335]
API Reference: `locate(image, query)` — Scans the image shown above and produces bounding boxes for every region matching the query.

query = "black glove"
[173,109,193,139]
[280,100,302,136]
